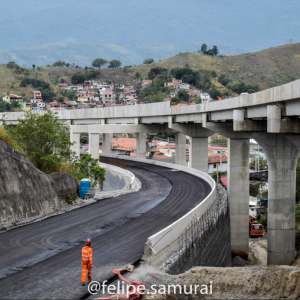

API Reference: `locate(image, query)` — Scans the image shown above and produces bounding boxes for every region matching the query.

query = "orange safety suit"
[81,245,93,283]
[217,97,222,101]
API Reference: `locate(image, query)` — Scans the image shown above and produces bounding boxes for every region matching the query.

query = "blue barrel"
[80,179,91,198]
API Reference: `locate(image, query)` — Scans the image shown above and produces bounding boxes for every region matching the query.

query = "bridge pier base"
[228,138,250,254]
[136,133,147,158]
[89,133,99,159]
[189,137,208,172]
[175,133,186,166]
[251,133,300,265]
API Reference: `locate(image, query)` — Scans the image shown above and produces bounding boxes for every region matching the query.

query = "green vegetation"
[0,101,12,112]
[3,111,106,186]
[70,154,106,188]
[20,78,54,102]
[0,125,23,152]
[211,171,227,188]
[7,111,74,172]
[108,59,122,69]
[92,58,108,69]
[198,44,219,56]
[249,156,268,170]
[143,58,154,64]
[210,135,227,145]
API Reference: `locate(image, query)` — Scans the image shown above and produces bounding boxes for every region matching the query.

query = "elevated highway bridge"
[2,79,300,265]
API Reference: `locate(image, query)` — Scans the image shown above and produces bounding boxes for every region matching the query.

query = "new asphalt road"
[0,159,211,299]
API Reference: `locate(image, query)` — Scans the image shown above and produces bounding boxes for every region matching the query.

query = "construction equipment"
[249,215,264,238]
[96,265,145,300]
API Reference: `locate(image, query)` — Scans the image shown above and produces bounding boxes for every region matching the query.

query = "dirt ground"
[142,237,300,300]
[91,237,300,300]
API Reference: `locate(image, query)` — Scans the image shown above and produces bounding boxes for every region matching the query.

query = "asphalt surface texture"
[0,159,211,299]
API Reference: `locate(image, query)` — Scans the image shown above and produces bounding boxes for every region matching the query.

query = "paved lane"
[0,160,211,299]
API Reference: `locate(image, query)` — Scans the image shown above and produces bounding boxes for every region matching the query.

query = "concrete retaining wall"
[99,162,140,192]
[157,184,231,274]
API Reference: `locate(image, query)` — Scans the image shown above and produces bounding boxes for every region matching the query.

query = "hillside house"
[208,153,228,173]
[142,80,152,87]
[58,83,68,88]
[34,91,42,102]
[2,94,23,103]
[172,78,182,84]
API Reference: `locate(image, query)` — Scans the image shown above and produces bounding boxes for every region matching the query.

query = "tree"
[135,71,141,79]
[0,101,11,112]
[32,64,35,70]
[8,111,74,172]
[210,135,228,145]
[71,155,106,188]
[143,58,154,64]
[171,96,180,104]
[92,58,108,69]
[199,44,208,54]
[11,100,20,108]
[210,88,222,100]
[108,59,122,69]
[60,78,65,83]
[178,90,189,102]
[212,45,219,56]
[249,156,268,170]
[52,61,64,67]
[71,72,86,84]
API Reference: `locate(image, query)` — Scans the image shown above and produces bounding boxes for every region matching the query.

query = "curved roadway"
[0,159,211,299]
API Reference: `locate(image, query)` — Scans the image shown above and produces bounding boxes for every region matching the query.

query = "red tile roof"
[208,154,228,164]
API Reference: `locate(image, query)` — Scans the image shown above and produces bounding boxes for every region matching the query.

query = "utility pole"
[217,164,219,184]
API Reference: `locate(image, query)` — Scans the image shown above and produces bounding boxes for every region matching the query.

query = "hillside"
[99,42,300,90]
[0,0,299,67]
[1,43,300,102]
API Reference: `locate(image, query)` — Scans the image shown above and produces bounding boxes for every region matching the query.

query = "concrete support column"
[189,137,208,172]
[102,134,111,154]
[175,132,186,166]
[252,133,300,265]
[136,133,147,158]
[70,131,80,158]
[228,138,250,254]
[89,133,99,159]
[267,105,281,133]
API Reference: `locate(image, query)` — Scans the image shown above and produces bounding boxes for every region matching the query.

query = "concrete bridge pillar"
[136,133,147,158]
[89,133,99,159]
[175,133,186,166]
[70,131,80,158]
[228,138,250,254]
[251,133,300,265]
[102,134,111,154]
[189,137,208,172]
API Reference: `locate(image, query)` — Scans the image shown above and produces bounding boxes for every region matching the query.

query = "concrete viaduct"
[2,79,300,265]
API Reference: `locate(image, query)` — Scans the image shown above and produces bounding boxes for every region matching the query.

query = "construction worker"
[217,96,222,101]
[81,239,93,286]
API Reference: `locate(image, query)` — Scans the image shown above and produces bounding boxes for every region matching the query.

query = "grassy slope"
[1,43,300,97]
[96,42,300,90]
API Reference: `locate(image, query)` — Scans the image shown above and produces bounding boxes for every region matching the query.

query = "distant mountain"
[0,0,300,66]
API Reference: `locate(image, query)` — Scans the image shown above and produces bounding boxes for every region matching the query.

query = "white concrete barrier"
[100,154,216,254]
[98,162,141,192]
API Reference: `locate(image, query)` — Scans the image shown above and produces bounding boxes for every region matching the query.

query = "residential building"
[2,94,23,103]
[34,91,42,102]
[58,83,68,89]
[142,80,152,87]
[208,153,228,173]
[172,78,182,84]
[164,82,173,87]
